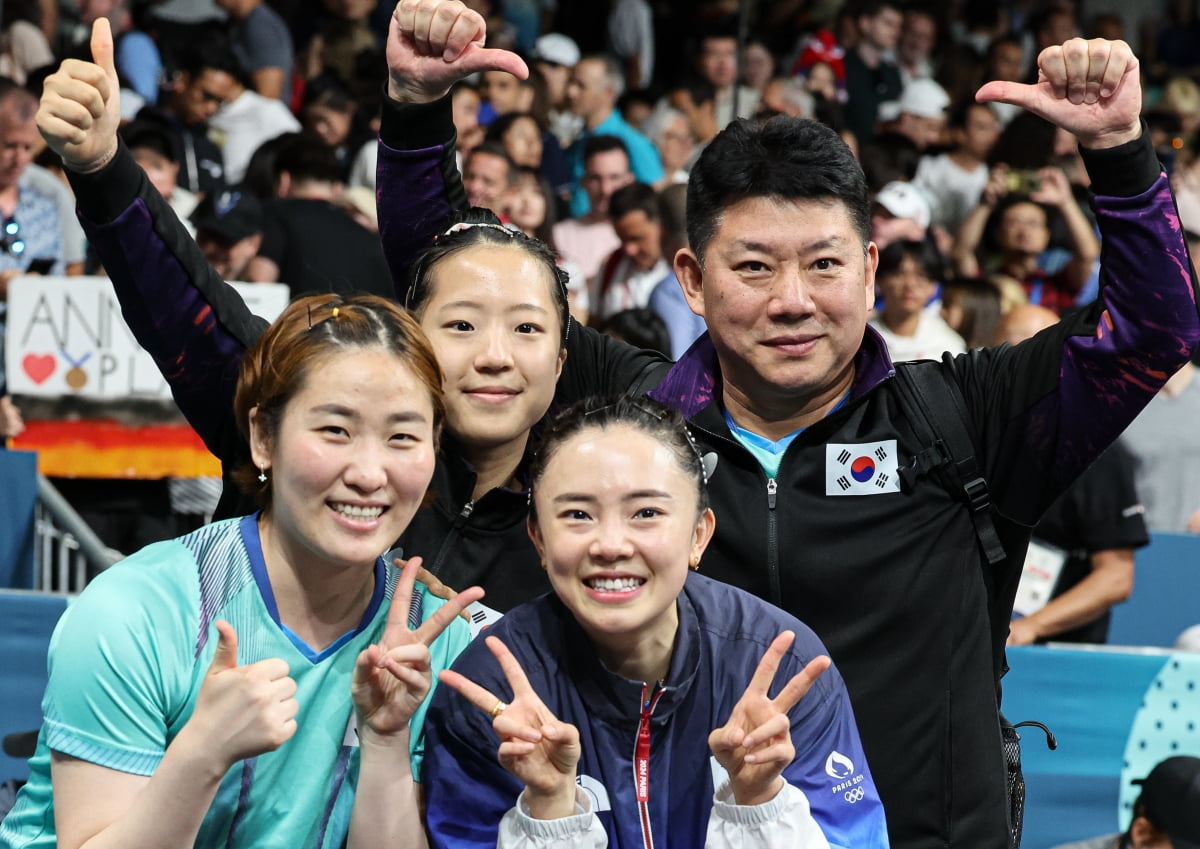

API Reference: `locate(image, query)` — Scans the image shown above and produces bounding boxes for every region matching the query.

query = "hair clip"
[682,426,709,485]
[440,221,517,238]
[331,307,339,318]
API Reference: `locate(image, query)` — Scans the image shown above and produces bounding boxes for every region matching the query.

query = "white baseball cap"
[898,78,950,120]
[873,181,932,230]
[532,33,580,68]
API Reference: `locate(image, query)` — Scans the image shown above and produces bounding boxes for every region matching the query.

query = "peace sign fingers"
[382,556,484,650]
[769,653,831,716]
[440,636,580,803]
[382,555,422,645]
[744,630,796,699]
[410,583,484,646]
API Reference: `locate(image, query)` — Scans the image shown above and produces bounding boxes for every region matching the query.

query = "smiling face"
[251,347,437,575]
[677,195,876,426]
[530,423,714,668]
[417,244,566,455]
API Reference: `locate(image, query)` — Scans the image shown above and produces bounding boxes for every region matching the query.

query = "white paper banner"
[5,275,289,399]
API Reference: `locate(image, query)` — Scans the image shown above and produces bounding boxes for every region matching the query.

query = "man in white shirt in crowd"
[883,77,951,152]
[531,33,582,148]
[208,75,301,185]
[868,238,965,362]
[590,181,669,322]
[913,101,1000,234]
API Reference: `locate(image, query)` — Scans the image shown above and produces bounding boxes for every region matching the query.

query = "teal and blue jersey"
[1,514,469,849]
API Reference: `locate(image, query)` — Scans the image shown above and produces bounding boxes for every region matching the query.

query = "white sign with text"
[5,275,289,399]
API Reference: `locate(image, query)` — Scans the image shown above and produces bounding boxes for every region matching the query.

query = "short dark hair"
[877,238,944,282]
[583,134,630,166]
[600,308,671,357]
[176,36,242,83]
[658,182,688,247]
[855,0,903,20]
[948,99,994,131]
[274,134,344,184]
[859,131,921,192]
[485,112,541,146]
[671,76,717,108]
[609,182,660,223]
[466,141,518,185]
[988,111,1056,169]
[406,208,571,346]
[686,116,870,263]
[985,32,1024,66]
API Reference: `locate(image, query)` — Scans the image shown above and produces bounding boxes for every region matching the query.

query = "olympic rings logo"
[844,787,866,803]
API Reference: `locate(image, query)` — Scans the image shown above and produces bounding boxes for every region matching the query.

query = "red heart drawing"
[22,353,56,384]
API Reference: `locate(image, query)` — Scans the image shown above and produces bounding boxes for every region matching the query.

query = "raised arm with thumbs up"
[37,17,121,173]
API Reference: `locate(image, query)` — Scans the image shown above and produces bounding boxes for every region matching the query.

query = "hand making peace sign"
[351,556,484,741]
[440,636,583,820]
[709,632,831,807]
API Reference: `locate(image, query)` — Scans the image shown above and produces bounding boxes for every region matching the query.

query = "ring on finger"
[489,700,507,718]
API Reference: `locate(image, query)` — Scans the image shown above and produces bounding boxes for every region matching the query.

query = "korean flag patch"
[825,441,900,495]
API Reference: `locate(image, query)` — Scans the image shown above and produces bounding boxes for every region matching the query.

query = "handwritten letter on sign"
[5,276,290,399]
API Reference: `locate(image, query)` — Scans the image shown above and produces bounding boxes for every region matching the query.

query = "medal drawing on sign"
[61,348,92,390]
[825,441,901,495]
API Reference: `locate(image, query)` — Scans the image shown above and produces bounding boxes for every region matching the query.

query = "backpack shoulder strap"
[892,359,1007,566]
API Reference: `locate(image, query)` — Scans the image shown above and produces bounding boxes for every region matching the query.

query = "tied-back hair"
[527,395,709,523]
[686,115,870,264]
[232,293,445,507]
[406,207,572,345]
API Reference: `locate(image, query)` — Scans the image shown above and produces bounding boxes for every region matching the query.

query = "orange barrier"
[11,419,220,479]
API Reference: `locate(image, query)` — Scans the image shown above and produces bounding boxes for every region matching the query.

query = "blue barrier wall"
[0,592,66,782]
[1005,645,1200,849]
[0,451,37,590]
[1108,533,1200,647]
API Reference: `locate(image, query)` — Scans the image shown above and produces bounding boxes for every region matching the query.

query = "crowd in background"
[0,0,1198,629]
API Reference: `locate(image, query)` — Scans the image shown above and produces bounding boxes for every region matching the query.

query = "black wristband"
[379,88,457,151]
[66,139,146,225]
[1080,123,1161,198]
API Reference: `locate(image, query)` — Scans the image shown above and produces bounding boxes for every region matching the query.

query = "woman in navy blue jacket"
[425,397,889,849]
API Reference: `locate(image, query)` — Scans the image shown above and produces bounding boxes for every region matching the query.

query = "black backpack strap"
[893,360,1007,566]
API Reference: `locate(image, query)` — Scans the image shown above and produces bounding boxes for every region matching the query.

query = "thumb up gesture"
[183,621,299,769]
[36,18,122,172]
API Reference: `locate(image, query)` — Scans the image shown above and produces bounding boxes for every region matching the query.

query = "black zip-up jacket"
[373,93,1200,849]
